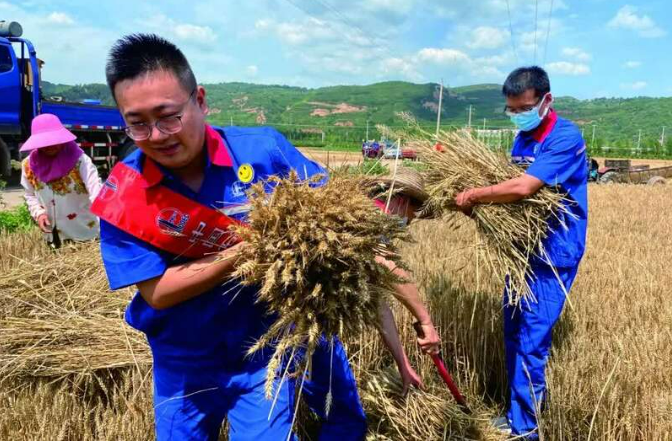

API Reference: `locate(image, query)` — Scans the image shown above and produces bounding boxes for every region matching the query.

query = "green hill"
[41,80,672,154]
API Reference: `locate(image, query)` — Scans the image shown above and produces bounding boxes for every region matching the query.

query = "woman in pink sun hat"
[20,113,103,247]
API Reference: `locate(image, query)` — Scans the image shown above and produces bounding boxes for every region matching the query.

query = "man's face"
[41,144,64,157]
[404,198,422,223]
[505,88,552,116]
[114,70,208,170]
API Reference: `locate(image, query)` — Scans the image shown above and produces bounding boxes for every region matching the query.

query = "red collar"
[530,109,558,143]
[140,125,233,188]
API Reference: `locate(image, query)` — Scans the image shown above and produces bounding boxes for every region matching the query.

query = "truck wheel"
[599,171,619,184]
[647,176,666,186]
[0,137,10,179]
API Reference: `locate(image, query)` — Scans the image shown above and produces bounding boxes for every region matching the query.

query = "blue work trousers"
[152,338,366,441]
[504,264,579,440]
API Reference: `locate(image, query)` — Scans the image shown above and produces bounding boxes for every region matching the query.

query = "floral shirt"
[21,154,103,242]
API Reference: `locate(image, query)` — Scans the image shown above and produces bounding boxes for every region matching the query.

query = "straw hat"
[20,114,76,152]
[370,167,429,203]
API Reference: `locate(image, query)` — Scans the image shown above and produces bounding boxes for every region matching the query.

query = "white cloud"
[140,14,219,46]
[175,24,217,44]
[545,61,591,76]
[608,5,666,38]
[474,53,514,67]
[46,12,75,26]
[416,48,471,65]
[254,19,272,31]
[561,47,591,62]
[466,26,508,50]
[623,61,642,69]
[407,47,505,81]
[381,57,423,82]
[257,18,379,48]
[246,65,258,77]
[621,81,647,90]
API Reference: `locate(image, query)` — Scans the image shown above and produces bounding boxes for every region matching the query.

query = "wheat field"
[0,183,670,440]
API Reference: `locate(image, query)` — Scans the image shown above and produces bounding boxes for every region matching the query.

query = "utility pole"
[591,124,596,149]
[435,80,444,137]
[661,126,666,148]
[483,118,487,130]
[366,119,370,141]
[230,116,233,126]
[636,129,642,150]
[467,105,472,128]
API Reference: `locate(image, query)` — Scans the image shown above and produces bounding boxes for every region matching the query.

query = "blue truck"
[0,21,132,180]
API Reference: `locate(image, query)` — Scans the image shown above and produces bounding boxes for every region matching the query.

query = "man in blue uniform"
[455,66,588,440]
[96,34,365,441]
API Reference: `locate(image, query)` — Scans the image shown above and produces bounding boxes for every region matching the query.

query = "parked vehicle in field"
[362,140,383,158]
[0,21,129,180]
[382,141,417,160]
[588,158,671,185]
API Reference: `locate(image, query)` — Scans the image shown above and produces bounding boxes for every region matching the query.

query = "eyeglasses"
[124,89,196,141]
[503,95,546,116]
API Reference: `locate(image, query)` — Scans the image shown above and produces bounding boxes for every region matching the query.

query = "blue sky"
[2,0,670,99]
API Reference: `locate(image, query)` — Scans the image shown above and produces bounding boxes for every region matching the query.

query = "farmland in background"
[0,182,670,440]
[42,81,672,158]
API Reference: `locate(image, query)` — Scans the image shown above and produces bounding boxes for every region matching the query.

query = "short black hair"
[105,34,197,99]
[502,66,550,98]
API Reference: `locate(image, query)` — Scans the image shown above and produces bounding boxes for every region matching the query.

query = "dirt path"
[298,148,364,167]
[592,157,672,168]
[0,186,24,210]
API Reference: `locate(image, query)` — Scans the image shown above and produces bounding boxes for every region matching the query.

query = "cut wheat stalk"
[0,244,150,381]
[378,113,572,305]
[232,171,409,398]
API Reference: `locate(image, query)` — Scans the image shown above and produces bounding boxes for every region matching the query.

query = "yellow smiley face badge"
[237,163,255,184]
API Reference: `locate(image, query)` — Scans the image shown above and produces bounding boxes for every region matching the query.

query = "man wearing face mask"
[455,66,588,440]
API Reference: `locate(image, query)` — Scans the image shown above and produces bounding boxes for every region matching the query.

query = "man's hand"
[221,239,250,261]
[36,214,52,233]
[454,189,478,216]
[399,363,425,396]
[375,254,396,271]
[417,321,441,355]
[137,239,250,310]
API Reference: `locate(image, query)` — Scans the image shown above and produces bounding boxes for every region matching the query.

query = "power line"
[505,0,520,64]
[283,0,397,65]
[543,0,555,65]
[533,0,540,63]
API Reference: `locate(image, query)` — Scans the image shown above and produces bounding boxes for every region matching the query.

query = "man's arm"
[378,301,425,396]
[136,241,246,310]
[456,132,586,213]
[375,256,440,355]
[455,174,544,211]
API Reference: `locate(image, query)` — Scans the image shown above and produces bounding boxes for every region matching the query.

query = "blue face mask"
[509,94,551,132]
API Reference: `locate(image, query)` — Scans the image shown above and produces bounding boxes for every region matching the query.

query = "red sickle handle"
[430,354,471,413]
[413,322,472,414]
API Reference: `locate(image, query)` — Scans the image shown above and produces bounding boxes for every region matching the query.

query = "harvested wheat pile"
[360,368,498,441]
[380,116,569,305]
[0,229,52,273]
[0,244,149,381]
[233,171,409,397]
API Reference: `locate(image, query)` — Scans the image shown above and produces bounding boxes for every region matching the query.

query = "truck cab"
[0,34,23,157]
[0,20,129,180]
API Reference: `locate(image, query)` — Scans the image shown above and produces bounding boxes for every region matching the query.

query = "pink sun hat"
[20,113,77,152]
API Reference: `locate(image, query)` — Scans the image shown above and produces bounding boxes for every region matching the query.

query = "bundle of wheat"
[232,171,409,397]
[360,368,498,441]
[0,244,150,381]
[379,115,570,305]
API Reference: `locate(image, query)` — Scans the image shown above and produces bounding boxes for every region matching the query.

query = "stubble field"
[0,183,670,440]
